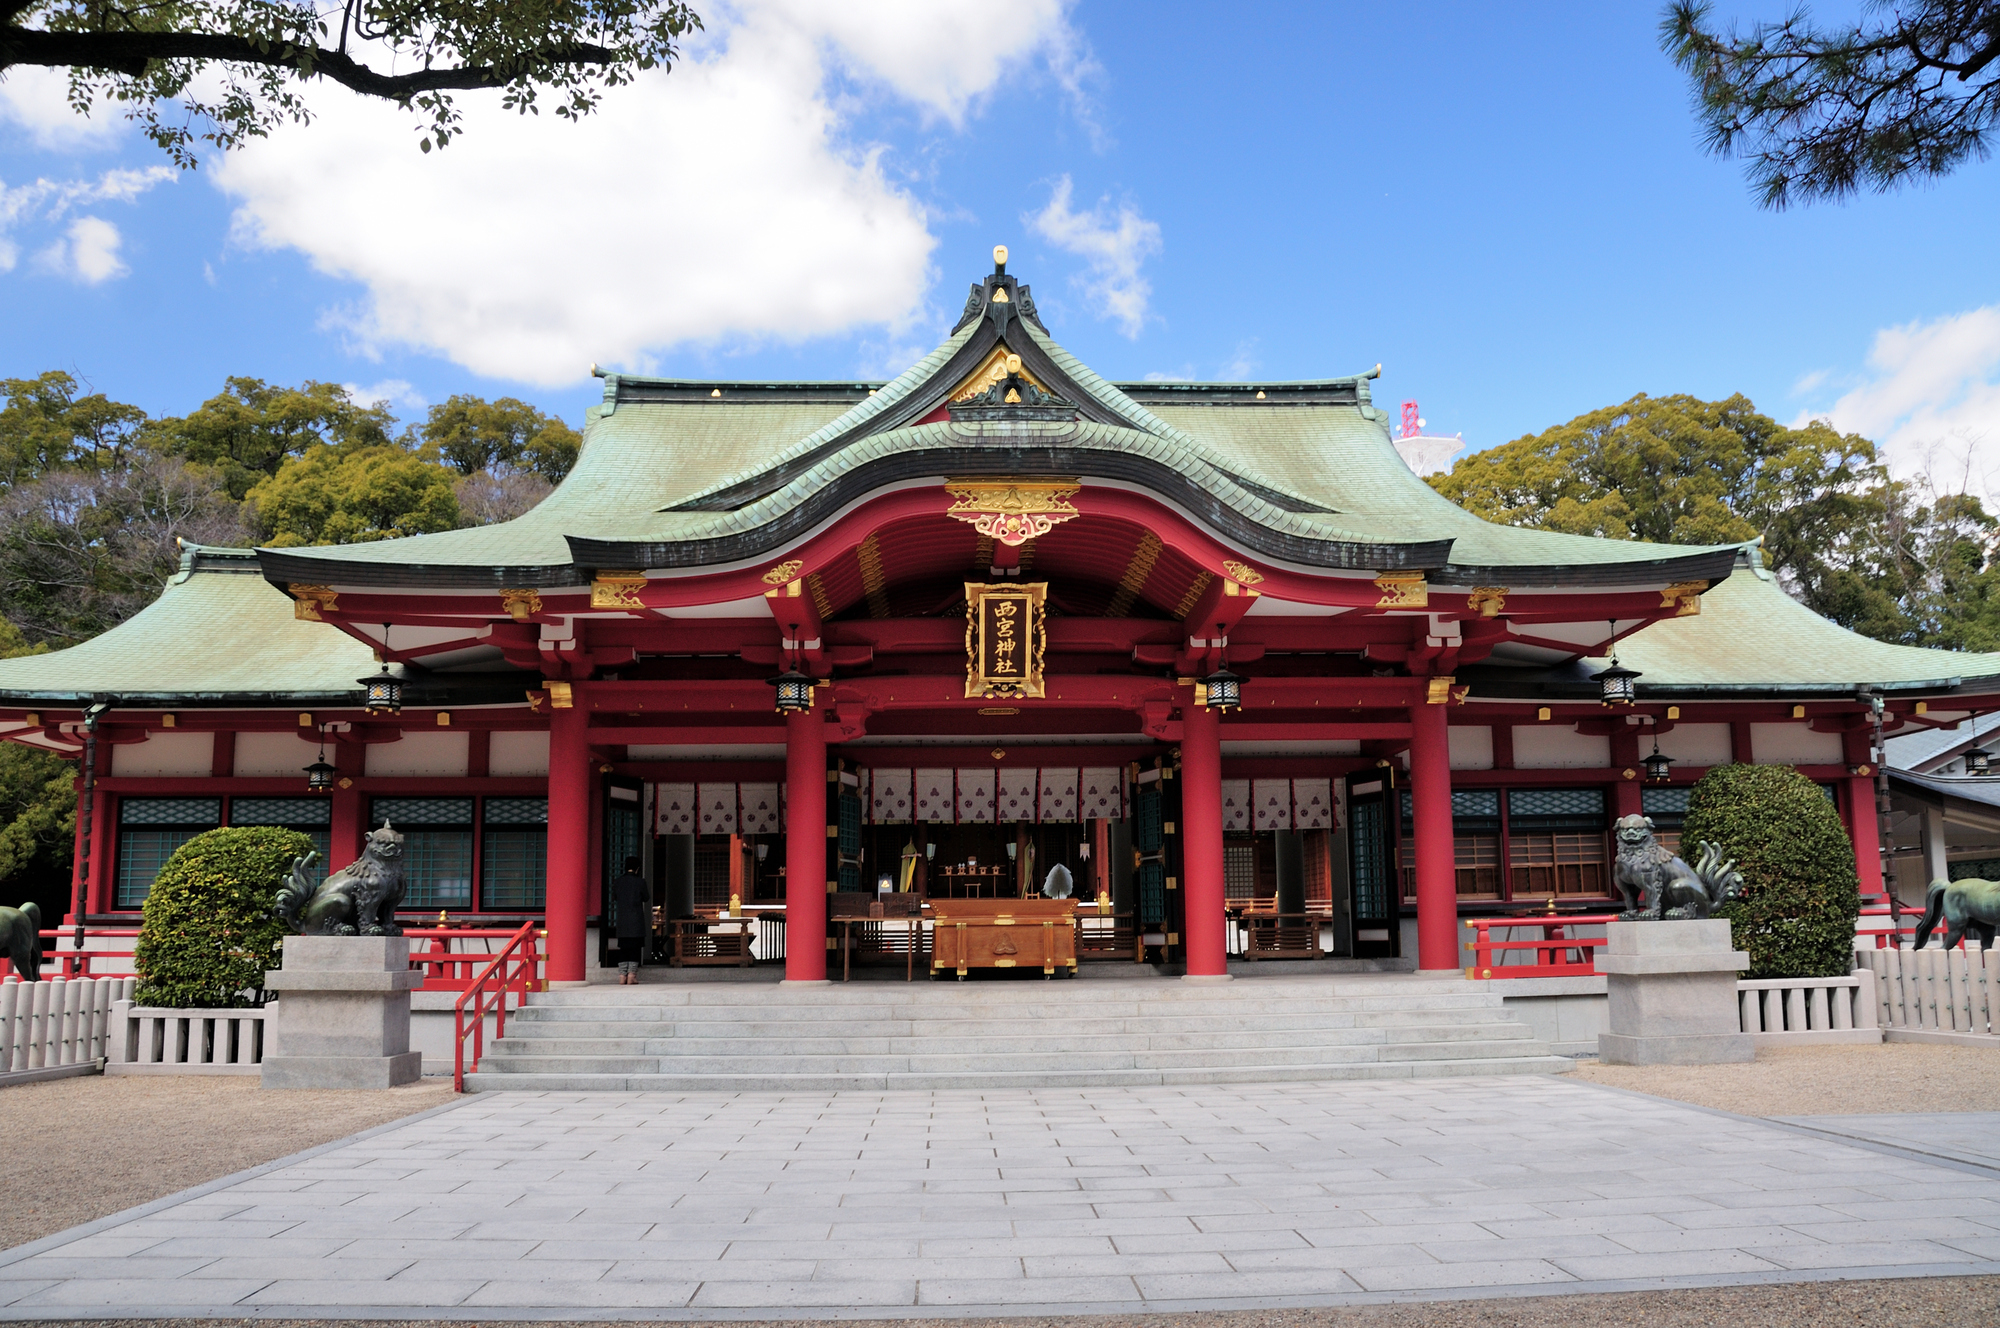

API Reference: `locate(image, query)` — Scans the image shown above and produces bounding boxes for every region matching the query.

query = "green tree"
[1682,763,1862,979]
[133,827,309,1008]
[145,377,398,500]
[1,1,703,166]
[1663,1,2000,207]
[0,621,76,926]
[247,440,460,546]
[0,371,149,487]
[420,394,580,483]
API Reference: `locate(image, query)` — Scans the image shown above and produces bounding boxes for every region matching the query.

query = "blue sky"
[3,1,1997,479]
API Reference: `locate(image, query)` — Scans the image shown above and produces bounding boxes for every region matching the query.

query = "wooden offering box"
[930,898,1077,978]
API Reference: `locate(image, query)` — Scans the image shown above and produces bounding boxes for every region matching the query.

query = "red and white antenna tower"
[1400,400,1422,439]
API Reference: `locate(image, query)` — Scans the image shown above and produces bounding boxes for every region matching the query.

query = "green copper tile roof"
[0,546,377,702]
[1605,549,2000,690]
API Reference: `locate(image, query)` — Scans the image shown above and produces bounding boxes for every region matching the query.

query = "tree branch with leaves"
[0,1,701,166]
[1663,1,2000,207]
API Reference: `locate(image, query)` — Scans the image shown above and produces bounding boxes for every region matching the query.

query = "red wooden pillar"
[1842,728,1886,902]
[1180,698,1228,979]
[784,703,828,983]
[1410,697,1459,972]
[328,740,364,873]
[546,705,590,985]
[1610,728,1642,822]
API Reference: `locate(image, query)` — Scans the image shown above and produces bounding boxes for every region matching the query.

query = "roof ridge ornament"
[950,244,1046,336]
[947,353,1076,423]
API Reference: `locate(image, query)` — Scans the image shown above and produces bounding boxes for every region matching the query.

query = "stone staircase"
[464,973,1570,1092]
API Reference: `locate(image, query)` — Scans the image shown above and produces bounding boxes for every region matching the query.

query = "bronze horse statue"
[0,901,42,981]
[1914,877,2000,951]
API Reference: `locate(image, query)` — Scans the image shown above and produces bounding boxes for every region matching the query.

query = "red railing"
[0,929,142,981]
[453,921,544,1091]
[1465,913,1618,979]
[403,927,548,990]
[1855,903,1969,950]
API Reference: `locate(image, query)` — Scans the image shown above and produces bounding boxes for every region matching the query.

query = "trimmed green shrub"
[133,827,312,1008]
[1681,763,1861,979]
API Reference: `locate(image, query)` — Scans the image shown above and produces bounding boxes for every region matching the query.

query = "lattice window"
[482,829,546,910]
[371,797,474,826]
[115,798,222,908]
[1400,831,1503,902]
[1640,787,1691,817]
[1509,831,1610,898]
[1223,842,1256,904]
[1349,799,1390,924]
[1508,788,1605,819]
[484,797,548,825]
[693,839,732,910]
[1400,789,1501,826]
[119,797,220,827]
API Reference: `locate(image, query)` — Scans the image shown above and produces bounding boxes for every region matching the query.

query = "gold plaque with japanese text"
[965,581,1047,699]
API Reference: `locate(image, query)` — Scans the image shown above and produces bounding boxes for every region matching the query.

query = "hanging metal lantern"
[1971,749,1991,776]
[1591,661,1640,706]
[358,666,403,716]
[769,669,814,714]
[1200,667,1245,713]
[304,749,336,792]
[1642,740,1673,784]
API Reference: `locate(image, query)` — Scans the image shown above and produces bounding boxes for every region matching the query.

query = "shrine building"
[3,250,1997,985]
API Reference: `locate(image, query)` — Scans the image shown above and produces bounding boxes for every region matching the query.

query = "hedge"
[133,826,313,1008]
[1680,763,1861,979]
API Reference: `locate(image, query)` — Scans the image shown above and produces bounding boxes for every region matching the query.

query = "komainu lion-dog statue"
[1612,813,1746,921]
[275,823,408,936]
[0,901,40,981]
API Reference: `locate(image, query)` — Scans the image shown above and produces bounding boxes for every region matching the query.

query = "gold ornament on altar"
[945,480,1080,547]
[964,581,1047,699]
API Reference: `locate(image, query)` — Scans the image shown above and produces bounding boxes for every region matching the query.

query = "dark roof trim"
[573,444,1455,573]
[258,548,588,591]
[1112,379,1366,406]
[1437,545,1742,590]
[610,379,884,406]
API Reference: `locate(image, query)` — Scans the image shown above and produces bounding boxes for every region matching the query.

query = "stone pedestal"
[261,936,422,1089]
[1596,919,1754,1065]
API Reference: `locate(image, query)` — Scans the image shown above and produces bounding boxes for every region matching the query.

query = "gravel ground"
[0,1074,455,1252]
[1566,1041,2000,1116]
[3,1276,1998,1327]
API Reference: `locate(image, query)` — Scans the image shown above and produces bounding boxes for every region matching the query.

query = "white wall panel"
[1750,723,1844,766]
[1448,726,1494,771]
[1511,726,1612,769]
[1657,722,1732,767]
[489,731,549,776]
[111,732,213,778]
[232,731,318,777]
[365,732,469,778]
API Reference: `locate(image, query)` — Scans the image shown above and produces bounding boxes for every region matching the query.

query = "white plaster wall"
[111,732,213,777]
[1510,726,1611,769]
[1448,726,1494,771]
[1656,723,1732,767]
[365,732,469,778]
[490,730,550,777]
[233,731,322,777]
[1749,723,1843,766]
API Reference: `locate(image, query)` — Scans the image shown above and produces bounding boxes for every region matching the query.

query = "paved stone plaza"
[1,1079,1997,1318]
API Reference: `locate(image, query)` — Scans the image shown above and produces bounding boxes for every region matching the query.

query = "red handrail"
[1856,904,1969,950]
[453,921,544,1092]
[0,929,142,981]
[1465,913,1619,979]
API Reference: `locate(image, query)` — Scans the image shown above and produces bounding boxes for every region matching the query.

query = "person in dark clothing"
[611,856,649,985]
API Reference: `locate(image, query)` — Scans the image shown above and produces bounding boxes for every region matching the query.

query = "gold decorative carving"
[1661,580,1707,616]
[545,681,574,709]
[948,346,1047,403]
[965,581,1047,699]
[590,571,647,610]
[1221,559,1264,585]
[1374,572,1429,609]
[1426,675,1455,705]
[1466,586,1508,618]
[500,588,542,622]
[289,584,337,621]
[762,560,804,586]
[945,480,1081,547]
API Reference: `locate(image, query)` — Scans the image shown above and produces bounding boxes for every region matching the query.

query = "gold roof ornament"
[945,480,1081,547]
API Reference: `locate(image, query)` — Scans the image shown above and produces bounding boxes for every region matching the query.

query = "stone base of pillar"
[262,936,423,1090]
[779,979,830,986]
[1596,920,1754,1066]
[1181,974,1233,985]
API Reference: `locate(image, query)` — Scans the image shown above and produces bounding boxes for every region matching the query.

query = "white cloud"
[210,0,1078,386]
[0,65,128,151]
[1794,306,2000,492]
[343,379,428,414]
[1025,175,1161,338]
[0,167,171,283]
